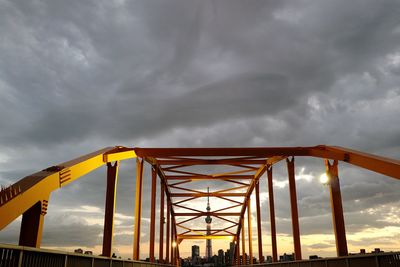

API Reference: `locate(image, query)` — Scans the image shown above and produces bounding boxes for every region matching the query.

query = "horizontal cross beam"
[170,193,246,197]
[174,212,240,216]
[165,175,253,180]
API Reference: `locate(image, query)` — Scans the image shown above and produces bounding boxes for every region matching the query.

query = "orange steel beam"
[287,157,302,260]
[173,203,204,213]
[247,198,253,265]
[236,234,240,265]
[215,215,239,225]
[102,161,119,257]
[134,147,312,157]
[174,212,240,216]
[158,159,267,165]
[168,185,204,194]
[173,197,200,205]
[137,146,400,179]
[159,180,165,263]
[171,193,246,197]
[166,197,171,264]
[0,146,133,231]
[165,175,253,180]
[236,164,267,239]
[215,196,243,205]
[255,181,263,263]
[133,158,144,260]
[176,215,202,225]
[2,144,400,257]
[213,204,242,212]
[149,166,157,262]
[224,179,250,186]
[214,185,249,194]
[241,216,246,265]
[19,198,49,247]
[169,180,192,186]
[210,224,238,235]
[267,166,278,262]
[325,160,348,257]
[235,156,286,239]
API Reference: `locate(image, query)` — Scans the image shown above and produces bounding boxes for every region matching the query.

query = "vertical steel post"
[174,219,179,266]
[149,166,157,262]
[171,225,175,266]
[171,217,177,266]
[325,160,348,257]
[159,181,165,263]
[102,161,119,257]
[267,166,278,262]
[166,199,171,264]
[19,197,49,247]
[236,235,241,265]
[133,158,144,260]
[241,217,246,264]
[287,157,302,260]
[247,198,253,265]
[255,182,263,263]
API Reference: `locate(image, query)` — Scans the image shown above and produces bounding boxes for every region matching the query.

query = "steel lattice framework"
[0,145,399,265]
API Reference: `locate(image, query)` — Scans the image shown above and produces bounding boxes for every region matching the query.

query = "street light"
[319,173,330,185]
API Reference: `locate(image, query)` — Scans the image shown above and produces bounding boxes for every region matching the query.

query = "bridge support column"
[102,161,119,257]
[247,197,253,264]
[236,235,240,265]
[166,198,171,264]
[159,181,165,263]
[19,197,49,247]
[287,157,302,260]
[325,160,348,257]
[267,166,278,262]
[255,182,263,263]
[241,216,246,264]
[133,158,144,260]
[149,166,157,262]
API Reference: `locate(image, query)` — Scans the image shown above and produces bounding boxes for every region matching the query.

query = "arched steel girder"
[0,145,399,265]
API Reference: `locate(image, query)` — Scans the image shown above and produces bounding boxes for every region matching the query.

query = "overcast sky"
[1,0,400,260]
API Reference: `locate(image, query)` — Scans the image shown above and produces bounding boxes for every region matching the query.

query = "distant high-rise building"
[205,187,212,260]
[217,249,225,266]
[192,245,200,265]
[192,245,200,258]
[228,242,236,265]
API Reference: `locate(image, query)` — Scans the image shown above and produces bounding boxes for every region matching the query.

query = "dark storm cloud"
[1,0,400,257]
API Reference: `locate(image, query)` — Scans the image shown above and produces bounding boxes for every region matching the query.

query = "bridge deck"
[1,244,399,267]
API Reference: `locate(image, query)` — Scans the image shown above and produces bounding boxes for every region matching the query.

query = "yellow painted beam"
[103,149,136,163]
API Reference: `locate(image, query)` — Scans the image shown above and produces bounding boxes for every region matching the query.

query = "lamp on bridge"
[319,173,330,185]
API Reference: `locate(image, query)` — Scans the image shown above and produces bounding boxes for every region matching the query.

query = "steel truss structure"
[0,145,399,266]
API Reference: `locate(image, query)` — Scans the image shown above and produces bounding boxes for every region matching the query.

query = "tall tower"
[205,187,212,260]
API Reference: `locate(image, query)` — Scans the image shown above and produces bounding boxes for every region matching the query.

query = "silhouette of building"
[192,245,200,266]
[279,253,294,262]
[217,249,225,266]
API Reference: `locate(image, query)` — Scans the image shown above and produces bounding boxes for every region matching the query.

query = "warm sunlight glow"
[319,173,329,184]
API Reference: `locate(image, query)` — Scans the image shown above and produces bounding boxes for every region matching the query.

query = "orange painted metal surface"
[1,145,400,265]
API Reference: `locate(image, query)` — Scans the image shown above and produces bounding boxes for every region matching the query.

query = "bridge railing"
[237,252,400,267]
[0,244,173,267]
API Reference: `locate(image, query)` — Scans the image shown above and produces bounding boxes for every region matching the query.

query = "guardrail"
[0,244,174,267]
[237,252,400,267]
